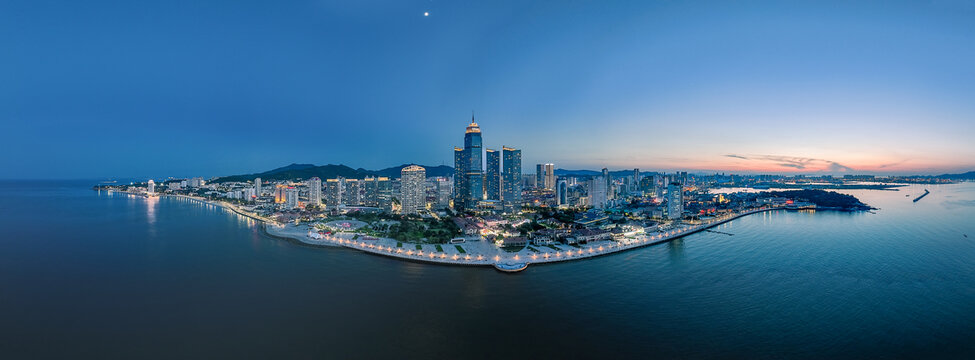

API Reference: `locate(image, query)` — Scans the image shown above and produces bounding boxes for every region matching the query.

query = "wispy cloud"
[724,154,750,160]
[723,154,856,172]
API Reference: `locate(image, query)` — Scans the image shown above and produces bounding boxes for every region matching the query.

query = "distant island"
[762,189,874,211]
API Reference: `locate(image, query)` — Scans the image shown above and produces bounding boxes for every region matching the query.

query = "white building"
[307,177,322,206]
[588,176,607,209]
[147,180,155,195]
[254,177,262,197]
[187,177,205,188]
[400,165,426,215]
[286,187,299,209]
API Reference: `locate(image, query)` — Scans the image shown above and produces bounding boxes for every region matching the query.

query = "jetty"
[913,189,930,203]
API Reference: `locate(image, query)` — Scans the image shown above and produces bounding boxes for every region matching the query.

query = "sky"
[2,0,974,179]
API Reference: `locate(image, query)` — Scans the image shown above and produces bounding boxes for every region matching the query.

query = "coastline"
[263,206,781,270]
[98,188,790,271]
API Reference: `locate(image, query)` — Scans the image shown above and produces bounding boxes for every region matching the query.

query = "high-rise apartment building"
[377,177,392,212]
[147,180,155,195]
[453,118,483,212]
[536,163,555,190]
[254,177,262,197]
[588,176,607,209]
[325,178,342,210]
[436,177,451,210]
[363,177,377,207]
[400,165,426,215]
[285,187,299,209]
[345,178,361,206]
[307,177,321,206]
[667,182,683,220]
[485,148,501,200]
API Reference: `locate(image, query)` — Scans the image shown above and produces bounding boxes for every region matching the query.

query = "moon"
[424,12,429,16]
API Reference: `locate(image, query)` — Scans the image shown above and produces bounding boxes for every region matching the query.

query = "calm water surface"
[1,181,974,359]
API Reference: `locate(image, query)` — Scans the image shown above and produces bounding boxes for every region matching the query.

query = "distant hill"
[936,171,975,180]
[373,164,454,178]
[554,169,657,177]
[212,163,454,183]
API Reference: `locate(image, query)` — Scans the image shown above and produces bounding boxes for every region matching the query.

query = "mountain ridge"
[212,163,454,183]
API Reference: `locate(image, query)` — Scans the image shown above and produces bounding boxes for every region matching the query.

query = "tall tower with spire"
[453,115,483,212]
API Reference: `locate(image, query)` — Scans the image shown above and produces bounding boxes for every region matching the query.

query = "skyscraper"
[536,163,555,190]
[436,177,451,210]
[602,168,613,200]
[254,177,262,197]
[453,118,483,212]
[501,146,522,212]
[535,164,544,189]
[557,179,567,206]
[400,165,426,215]
[667,182,683,220]
[485,148,501,200]
[307,177,321,206]
[147,179,155,195]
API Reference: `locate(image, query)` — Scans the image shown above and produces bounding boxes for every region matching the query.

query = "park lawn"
[415,244,422,250]
[502,246,524,253]
[396,242,403,248]
[455,245,466,254]
[545,245,561,251]
[527,246,540,253]
[568,244,582,248]
[435,245,444,252]
[352,234,359,240]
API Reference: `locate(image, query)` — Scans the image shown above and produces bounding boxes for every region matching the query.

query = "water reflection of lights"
[145,195,159,225]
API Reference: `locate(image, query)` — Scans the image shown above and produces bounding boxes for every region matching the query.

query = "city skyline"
[3,0,974,179]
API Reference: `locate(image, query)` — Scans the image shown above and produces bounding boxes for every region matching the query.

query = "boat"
[493,262,528,273]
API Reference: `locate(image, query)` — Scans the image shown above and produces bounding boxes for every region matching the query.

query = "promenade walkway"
[267,207,778,270]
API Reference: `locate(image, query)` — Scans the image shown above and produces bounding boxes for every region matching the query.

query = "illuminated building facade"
[307,177,321,206]
[667,182,683,220]
[325,178,342,210]
[400,165,426,215]
[453,118,483,212]
[536,164,555,190]
[501,146,522,212]
[485,148,501,200]
[275,184,287,203]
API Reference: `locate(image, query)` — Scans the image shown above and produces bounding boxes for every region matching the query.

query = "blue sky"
[2,0,974,179]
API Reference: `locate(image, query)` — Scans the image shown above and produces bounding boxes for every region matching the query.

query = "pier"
[913,189,930,203]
